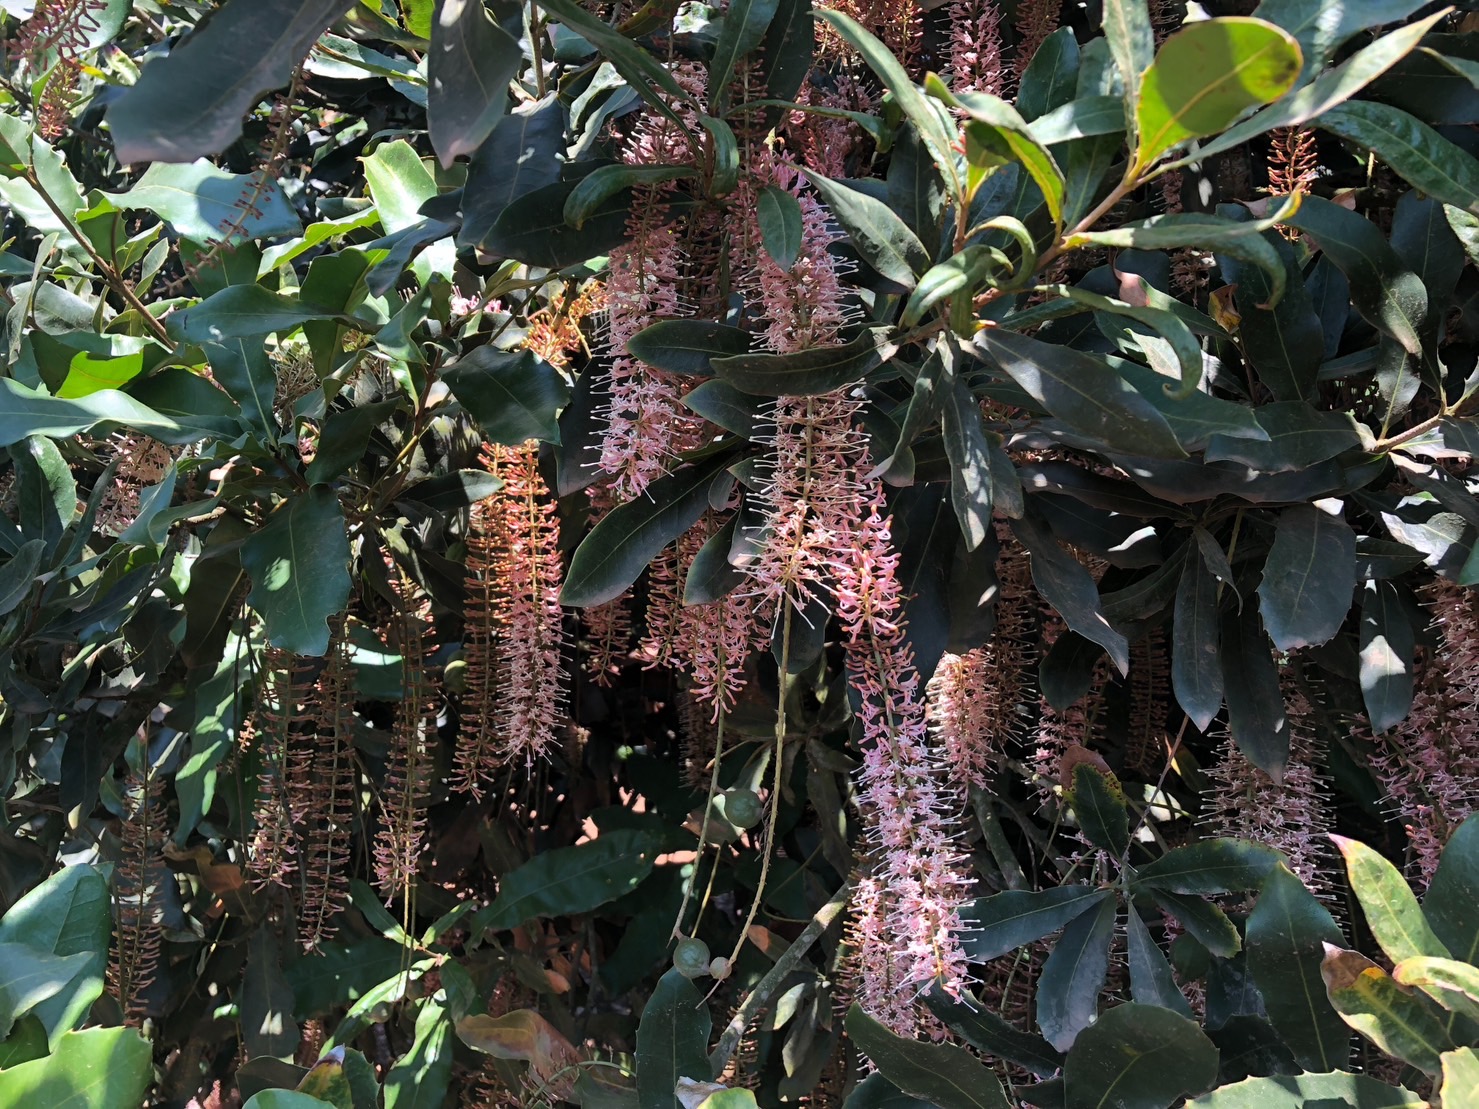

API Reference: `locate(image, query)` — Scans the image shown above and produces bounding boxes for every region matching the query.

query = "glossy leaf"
[637,970,711,1109]
[1184,1071,1425,1108]
[0,945,92,1040]
[443,347,569,445]
[959,885,1112,962]
[708,0,780,109]
[1136,18,1302,168]
[475,829,661,931]
[166,286,338,345]
[458,96,566,252]
[384,1001,453,1109]
[484,179,635,268]
[1281,195,1427,356]
[1012,513,1130,675]
[1037,894,1117,1051]
[1172,547,1223,731]
[427,0,522,167]
[1333,835,1449,963]
[1170,13,1447,168]
[1149,889,1241,958]
[1246,864,1349,1072]
[1318,101,1479,214]
[976,329,1186,460]
[565,165,695,228]
[712,327,897,396]
[1125,911,1194,1017]
[240,486,353,657]
[0,864,110,1047]
[1358,580,1415,734]
[1064,1003,1218,1108]
[1392,957,1479,1023]
[1103,0,1155,123]
[107,0,356,163]
[1426,814,1479,963]
[1443,1049,1479,1109]
[941,362,995,550]
[757,185,804,269]
[1067,760,1130,856]
[1133,840,1282,895]
[628,320,753,375]
[935,83,1065,228]
[107,160,301,243]
[846,1005,1012,1109]
[803,171,930,289]
[562,454,732,606]
[0,1027,153,1109]
[924,987,1065,1078]
[1258,502,1356,653]
[1322,945,1454,1075]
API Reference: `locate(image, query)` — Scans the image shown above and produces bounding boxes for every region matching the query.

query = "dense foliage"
[5,0,1479,1105]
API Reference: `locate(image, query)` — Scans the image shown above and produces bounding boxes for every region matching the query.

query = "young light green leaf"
[1334,835,1449,963]
[1323,945,1455,1076]
[0,1027,153,1109]
[1392,957,1479,1024]
[1184,1071,1425,1108]
[1103,0,1155,125]
[1135,18,1302,169]
[384,1001,453,1109]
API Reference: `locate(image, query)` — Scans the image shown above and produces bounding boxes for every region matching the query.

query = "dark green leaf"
[1426,814,1479,964]
[628,320,753,376]
[1252,0,1430,82]
[1134,840,1283,895]
[803,171,930,288]
[842,1073,935,1109]
[709,0,780,110]
[484,179,635,268]
[1012,513,1131,674]
[1281,195,1427,357]
[205,338,277,440]
[443,347,569,445]
[1068,761,1130,856]
[0,379,210,448]
[1172,551,1224,731]
[1215,223,1321,400]
[713,327,896,396]
[1125,912,1195,1017]
[941,362,995,551]
[458,97,566,252]
[924,987,1065,1078]
[0,539,46,618]
[241,929,300,1060]
[636,970,712,1109]
[681,380,765,439]
[1018,29,1081,121]
[1064,1003,1218,1108]
[565,165,694,228]
[1037,894,1117,1051]
[427,0,521,167]
[846,1005,1013,1109]
[960,886,1112,962]
[684,514,745,604]
[1205,402,1363,474]
[306,400,402,485]
[976,329,1186,460]
[562,453,732,606]
[1150,889,1242,958]
[107,0,356,164]
[1219,604,1290,778]
[240,486,353,657]
[475,829,662,931]
[757,185,804,269]
[1029,96,1127,144]
[1258,502,1356,652]
[1247,864,1349,1071]
[0,945,92,1040]
[1318,101,1479,214]
[1358,579,1415,734]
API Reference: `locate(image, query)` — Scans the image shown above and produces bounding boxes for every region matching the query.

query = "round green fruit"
[720,789,763,830]
[673,937,712,979]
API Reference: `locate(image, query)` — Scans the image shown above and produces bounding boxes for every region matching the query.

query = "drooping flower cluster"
[455,442,566,793]
[945,0,1006,96]
[1369,579,1479,882]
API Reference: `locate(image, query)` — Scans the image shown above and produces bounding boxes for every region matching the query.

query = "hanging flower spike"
[945,0,1006,96]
